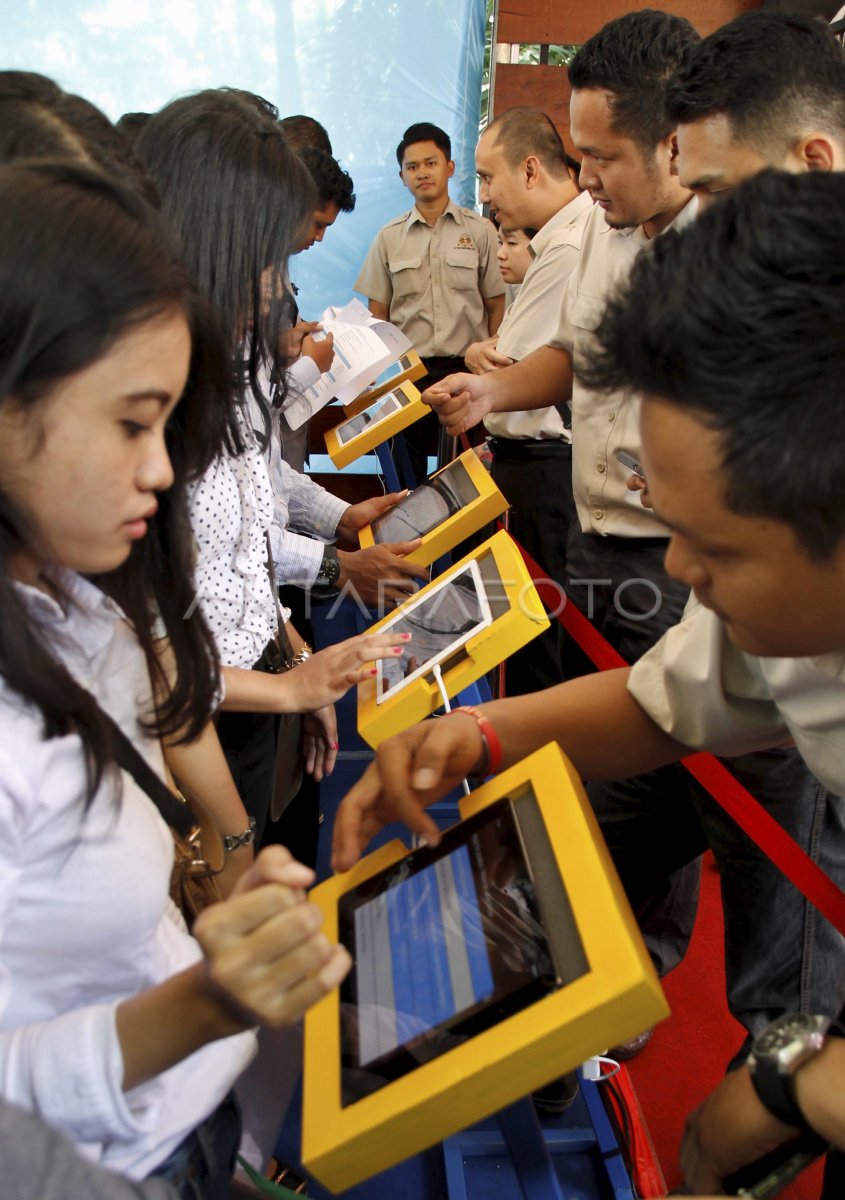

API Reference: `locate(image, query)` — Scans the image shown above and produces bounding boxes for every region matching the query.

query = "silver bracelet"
[222,816,256,853]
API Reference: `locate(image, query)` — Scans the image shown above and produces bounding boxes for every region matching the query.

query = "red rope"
[512,534,845,938]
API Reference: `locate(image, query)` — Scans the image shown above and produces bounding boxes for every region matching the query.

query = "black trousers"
[490,438,575,695]
[402,356,466,484]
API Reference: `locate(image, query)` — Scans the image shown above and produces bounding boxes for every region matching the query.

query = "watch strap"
[749,1061,814,1131]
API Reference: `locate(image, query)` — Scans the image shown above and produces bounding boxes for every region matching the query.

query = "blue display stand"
[290,435,636,1198]
[441,1077,634,1200]
[271,1070,634,1200]
[375,433,417,493]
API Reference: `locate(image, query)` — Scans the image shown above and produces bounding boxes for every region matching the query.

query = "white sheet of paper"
[284,300,412,429]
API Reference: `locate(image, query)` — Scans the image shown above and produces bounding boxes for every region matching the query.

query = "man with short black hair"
[355,121,505,480]
[277,146,358,471]
[667,8,845,206]
[334,167,845,1199]
[279,113,332,154]
[421,8,845,1046]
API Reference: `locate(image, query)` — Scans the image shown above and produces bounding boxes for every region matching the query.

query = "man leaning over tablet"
[333,170,845,1197]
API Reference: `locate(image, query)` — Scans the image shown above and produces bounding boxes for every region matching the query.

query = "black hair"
[579,169,845,560]
[135,89,317,443]
[298,145,356,212]
[0,71,159,206]
[0,159,233,799]
[485,106,568,178]
[116,111,151,143]
[396,122,451,167]
[665,11,845,159]
[219,87,279,121]
[495,221,538,240]
[279,113,332,155]
[568,9,700,151]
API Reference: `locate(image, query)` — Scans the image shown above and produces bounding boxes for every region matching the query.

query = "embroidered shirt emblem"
[455,234,474,250]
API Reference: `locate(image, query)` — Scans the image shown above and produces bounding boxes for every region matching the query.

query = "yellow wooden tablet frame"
[302,741,669,1193]
[324,381,428,470]
[356,448,509,567]
[357,529,548,749]
[342,348,427,418]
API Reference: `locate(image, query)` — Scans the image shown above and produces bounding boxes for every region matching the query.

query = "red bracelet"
[451,705,503,779]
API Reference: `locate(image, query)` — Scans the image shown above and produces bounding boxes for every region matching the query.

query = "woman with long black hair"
[0,159,352,1194]
[135,91,407,840]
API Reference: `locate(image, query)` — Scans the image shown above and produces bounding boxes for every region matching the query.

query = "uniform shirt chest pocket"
[388,255,424,298]
[445,246,480,290]
[570,294,605,334]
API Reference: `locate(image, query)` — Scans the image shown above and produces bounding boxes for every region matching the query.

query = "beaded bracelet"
[451,705,503,779]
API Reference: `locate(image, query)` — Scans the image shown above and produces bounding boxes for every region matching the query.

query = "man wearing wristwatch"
[682,1010,845,1195]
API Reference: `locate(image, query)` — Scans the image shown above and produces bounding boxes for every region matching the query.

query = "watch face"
[319,555,341,586]
[756,1013,814,1055]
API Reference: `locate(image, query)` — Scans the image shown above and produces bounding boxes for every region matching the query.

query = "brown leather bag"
[168,785,226,926]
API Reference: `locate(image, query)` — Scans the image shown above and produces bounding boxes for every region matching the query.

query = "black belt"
[420,355,465,373]
[488,436,571,462]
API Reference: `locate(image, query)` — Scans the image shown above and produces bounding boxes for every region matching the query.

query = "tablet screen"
[358,354,414,398]
[338,787,589,1105]
[336,389,407,445]
[375,558,492,703]
[370,459,481,544]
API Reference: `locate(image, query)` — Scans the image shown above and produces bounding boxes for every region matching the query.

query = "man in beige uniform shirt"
[464,106,593,693]
[355,121,505,480]
[419,10,845,1052]
[333,170,845,1199]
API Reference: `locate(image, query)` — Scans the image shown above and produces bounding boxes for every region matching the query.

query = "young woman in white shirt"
[0,158,353,1196]
[135,91,409,839]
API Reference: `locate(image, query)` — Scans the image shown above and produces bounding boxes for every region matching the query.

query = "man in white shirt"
[419,9,845,1045]
[333,168,845,1198]
[423,11,703,1001]
[462,106,592,694]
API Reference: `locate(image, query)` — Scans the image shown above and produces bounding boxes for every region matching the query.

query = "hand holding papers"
[283,298,414,430]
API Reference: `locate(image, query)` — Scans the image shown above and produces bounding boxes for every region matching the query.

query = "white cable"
[431,663,471,796]
[582,1054,621,1082]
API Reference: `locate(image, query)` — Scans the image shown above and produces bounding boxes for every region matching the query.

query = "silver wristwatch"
[222,816,257,853]
[747,1012,830,1129]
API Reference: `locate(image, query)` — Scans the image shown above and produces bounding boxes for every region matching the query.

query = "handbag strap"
[102,711,196,838]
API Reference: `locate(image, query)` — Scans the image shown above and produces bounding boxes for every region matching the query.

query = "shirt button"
[596,463,606,474]
[607,410,616,421]
[593,509,604,521]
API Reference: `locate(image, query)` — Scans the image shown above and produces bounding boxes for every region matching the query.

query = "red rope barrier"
[512,534,845,938]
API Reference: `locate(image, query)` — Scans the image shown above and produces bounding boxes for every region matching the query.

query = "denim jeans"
[148,1092,242,1200]
[564,530,845,1035]
[592,746,845,1033]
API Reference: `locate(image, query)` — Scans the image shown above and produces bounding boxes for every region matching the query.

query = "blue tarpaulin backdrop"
[6,0,486,317]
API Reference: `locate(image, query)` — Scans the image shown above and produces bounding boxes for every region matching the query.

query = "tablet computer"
[343,349,426,417]
[334,389,406,445]
[302,742,670,1192]
[338,783,589,1106]
[324,380,428,469]
[371,457,480,543]
[357,448,509,568]
[357,530,549,747]
[375,558,493,703]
